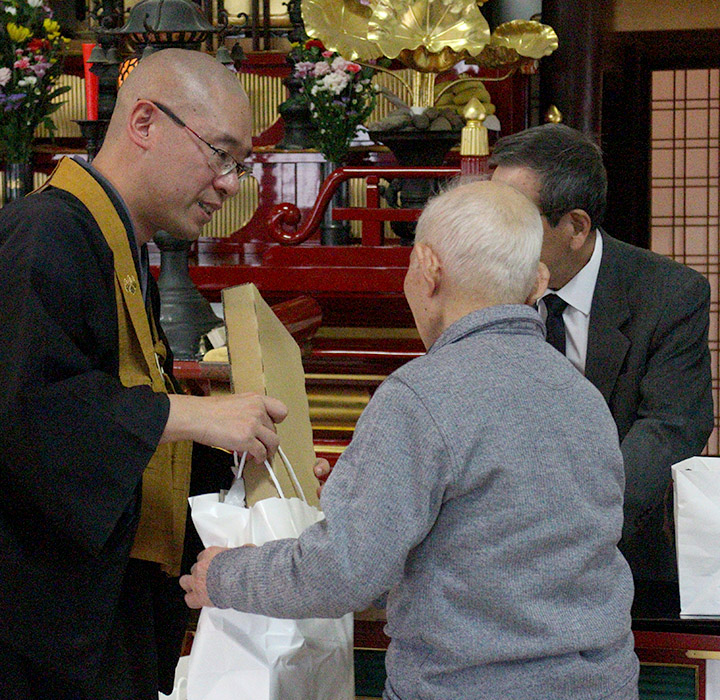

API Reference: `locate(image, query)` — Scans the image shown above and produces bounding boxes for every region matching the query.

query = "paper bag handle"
[234,446,308,504]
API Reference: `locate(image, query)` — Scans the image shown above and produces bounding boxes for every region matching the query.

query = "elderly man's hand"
[314,457,332,499]
[179,546,228,609]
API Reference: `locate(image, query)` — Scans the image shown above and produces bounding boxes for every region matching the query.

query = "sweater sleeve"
[207,374,453,618]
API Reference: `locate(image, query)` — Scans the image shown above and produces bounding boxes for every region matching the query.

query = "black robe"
[0,180,179,695]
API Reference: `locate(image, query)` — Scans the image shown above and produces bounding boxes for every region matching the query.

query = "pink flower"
[14,58,30,70]
[313,61,331,77]
[346,63,361,74]
[294,61,315,78]
[322,50,334,58]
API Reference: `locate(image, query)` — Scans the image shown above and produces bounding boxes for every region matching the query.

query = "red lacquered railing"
[267,165,463,246]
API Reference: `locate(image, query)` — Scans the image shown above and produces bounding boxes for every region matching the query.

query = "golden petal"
[367,0,490,60]
[302,0,381,61]
[397,46,467,73]
[491,19,559,60]
[464,44,519,70]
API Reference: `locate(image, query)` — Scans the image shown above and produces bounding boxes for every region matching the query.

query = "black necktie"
[543,294,568,355]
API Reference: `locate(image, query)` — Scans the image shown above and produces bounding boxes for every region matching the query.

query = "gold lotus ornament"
[366,0,490,61]
[489,20,558,60]
[302,0,558,110]
[302,0,378,61]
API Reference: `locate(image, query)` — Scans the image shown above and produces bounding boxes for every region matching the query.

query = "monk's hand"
[163,393,288,463]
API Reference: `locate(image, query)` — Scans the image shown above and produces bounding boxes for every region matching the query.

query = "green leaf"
[48,85,72,99]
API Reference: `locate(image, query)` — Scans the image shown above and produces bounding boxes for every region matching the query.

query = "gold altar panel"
[202,177,259,237]
[307,381,373,432]
[29,63,415,143]
[238,72,287,137]
[224,0,290,26]
[35,74,83,138]
[0,171,48,191]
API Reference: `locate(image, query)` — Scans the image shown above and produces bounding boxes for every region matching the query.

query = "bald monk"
[0,49,291,699]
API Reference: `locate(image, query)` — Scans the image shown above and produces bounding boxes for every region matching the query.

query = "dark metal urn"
[369,129,461,244]
[2,162,34,203]
[153,230,222,360]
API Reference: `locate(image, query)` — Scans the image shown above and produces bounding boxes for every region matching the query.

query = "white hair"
[414,178,543,303]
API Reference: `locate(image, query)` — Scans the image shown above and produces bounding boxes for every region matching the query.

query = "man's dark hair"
[489,124,607,229]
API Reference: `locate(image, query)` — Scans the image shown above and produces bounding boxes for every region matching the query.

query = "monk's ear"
[127,100,157,150]
[414,242,442,296]
[525,261,550,306]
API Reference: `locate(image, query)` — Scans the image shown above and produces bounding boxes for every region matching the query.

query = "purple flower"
[0,93,26,112]
[31,61,51,78]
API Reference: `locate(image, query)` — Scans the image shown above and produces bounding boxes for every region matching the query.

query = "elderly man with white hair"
[182,180,639,700]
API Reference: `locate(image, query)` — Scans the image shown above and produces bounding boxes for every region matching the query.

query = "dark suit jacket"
[585,232,714,589]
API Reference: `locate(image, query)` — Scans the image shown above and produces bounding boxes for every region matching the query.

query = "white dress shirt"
[538,232,603,375]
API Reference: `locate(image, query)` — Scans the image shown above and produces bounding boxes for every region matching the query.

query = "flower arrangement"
[292,38,377,164]
[0,0,69,163]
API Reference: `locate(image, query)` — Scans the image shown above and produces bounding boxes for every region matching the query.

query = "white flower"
[5,6,16,14]
[0,67,11,86]
[18,75,37,87]
[27,0,44,7]
[321,71,350,95]
[331,56,350,72]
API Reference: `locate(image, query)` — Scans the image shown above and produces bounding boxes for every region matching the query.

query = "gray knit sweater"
[208,304,639,700]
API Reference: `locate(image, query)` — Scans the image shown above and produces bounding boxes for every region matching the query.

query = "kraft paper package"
[221,283,319,507]
[672,456,720,616]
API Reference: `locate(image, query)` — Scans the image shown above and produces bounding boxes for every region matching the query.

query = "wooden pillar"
[540,0,611,137]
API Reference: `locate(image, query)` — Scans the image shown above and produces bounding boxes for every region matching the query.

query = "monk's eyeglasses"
[148,100,252,181]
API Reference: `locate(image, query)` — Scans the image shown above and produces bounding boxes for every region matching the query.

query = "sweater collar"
[428,304,545,354]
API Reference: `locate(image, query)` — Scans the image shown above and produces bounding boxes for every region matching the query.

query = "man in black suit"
[490,123,714,617]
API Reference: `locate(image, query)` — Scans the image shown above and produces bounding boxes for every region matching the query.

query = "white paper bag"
[186,457,354,700]
[672,456,720,616]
